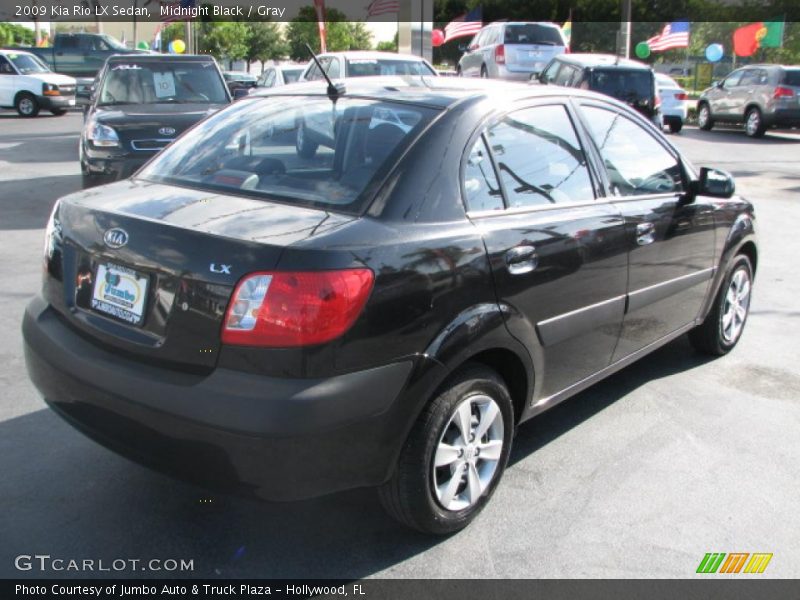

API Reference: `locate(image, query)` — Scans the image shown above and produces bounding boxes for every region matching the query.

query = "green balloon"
[635,41,651,59]
[137,41,149,50]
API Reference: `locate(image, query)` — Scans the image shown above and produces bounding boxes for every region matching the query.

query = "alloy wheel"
[19,98,34,115]
[746,110,761,136]
[721,267,751,344]
[698,106,709,128]
[432,394,504,511]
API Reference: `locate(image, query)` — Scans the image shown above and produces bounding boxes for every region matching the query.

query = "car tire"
[50,108,68,116]
[697,103,713,131]
[745,107,766,138]
[16,93,40,118]
[295,119,318,159]
[456,67,462,77]
[668,119,683,133]
[480,65,489,79]
[689,254,753,356]
[378,363,514,535]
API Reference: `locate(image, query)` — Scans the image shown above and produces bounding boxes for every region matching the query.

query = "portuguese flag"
[733,21,785,57]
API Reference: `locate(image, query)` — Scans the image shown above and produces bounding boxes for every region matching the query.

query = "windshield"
[8,53,50,74]
[504,24,564,46]
[346,58,436,77]
[98,60,228,105]
[282,68,303,83]
[138,96,438,214]
[591,69,653,102]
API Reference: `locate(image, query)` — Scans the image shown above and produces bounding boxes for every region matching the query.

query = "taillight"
[654,93,662,109]
[675,92,688,100]
[221,269,374,347]
[774,86,794,99]
[495,44,505,65]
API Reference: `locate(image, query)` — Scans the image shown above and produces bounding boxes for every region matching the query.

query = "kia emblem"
[158,127,176,136]
[103,228,129,249]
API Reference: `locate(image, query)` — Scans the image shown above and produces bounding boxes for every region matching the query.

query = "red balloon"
[431,29,444,47]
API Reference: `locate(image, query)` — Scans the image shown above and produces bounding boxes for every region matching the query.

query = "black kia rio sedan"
[23,77,757,534]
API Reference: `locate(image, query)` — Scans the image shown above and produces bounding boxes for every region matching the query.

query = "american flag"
[367,0,400,17]
[647,21,690,52]
[444,7,482,43]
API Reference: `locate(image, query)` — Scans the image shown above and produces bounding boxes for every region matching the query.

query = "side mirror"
[695,167,735,198]
[232,87,249,100]
[714,80,723,88]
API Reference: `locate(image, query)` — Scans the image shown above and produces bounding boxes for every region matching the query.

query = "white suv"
[0,49,77,117]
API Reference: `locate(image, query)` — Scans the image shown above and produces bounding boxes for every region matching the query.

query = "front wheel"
[697,103,713,131]
[295,119,318,159]
[16,93,40,118]
[689,254,753,355]
[379,364,514,534]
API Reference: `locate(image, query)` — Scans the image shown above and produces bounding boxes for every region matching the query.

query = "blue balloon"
[705,43,724,63]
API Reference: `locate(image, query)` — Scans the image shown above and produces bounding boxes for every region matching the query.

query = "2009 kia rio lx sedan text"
[23,78,757,534]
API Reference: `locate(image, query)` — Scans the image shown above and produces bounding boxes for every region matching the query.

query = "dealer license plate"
[91,263,149,326]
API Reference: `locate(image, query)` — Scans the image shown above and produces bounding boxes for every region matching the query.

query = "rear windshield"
[590,69,653,102]
[282,68,303,83]
[138,96,438,214]
[782,69,800,86]
[504,24,563,46]
[99,60,228,105]
[346,58,436,77]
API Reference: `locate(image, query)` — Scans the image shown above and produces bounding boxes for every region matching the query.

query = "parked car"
[298,51,437,82]
[656,73,689,133]
[256,64,305,89]
[0,49,77,116]
[223,71,258,94]
[697,64,800,137]
[539,54,662,126]
[10,32,149,100]
[24,78,757,535]
[457,21,567,80]
[80,54,230,187]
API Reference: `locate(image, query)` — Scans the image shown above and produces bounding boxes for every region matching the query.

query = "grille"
[131,139,172,152]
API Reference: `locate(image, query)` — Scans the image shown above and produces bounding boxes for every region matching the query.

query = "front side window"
[463,136,503,212]
[539,60,561,84]
[0,56,15,75]
[554,65,578,87]
[98,60,228,105]
[138,96,437,214]
[485,105,595,208]
[581,105,683,197]
[722,70,743,89]
[738,69,759,87]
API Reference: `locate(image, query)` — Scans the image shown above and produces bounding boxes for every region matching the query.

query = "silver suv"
[456,21,567,81]
[697,64,800,137]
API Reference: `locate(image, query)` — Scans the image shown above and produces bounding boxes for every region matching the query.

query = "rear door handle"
[636,222,656,245]
[505,245,538,275]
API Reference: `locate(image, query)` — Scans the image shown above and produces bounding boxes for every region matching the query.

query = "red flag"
[313,0,327,53]
[733,22,764,57]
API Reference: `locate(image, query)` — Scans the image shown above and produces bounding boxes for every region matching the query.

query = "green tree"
[199,22,249,67]
[246,21,289,70]
[348,22,373,50]
[285,6,364,60]
[0,22,36,46]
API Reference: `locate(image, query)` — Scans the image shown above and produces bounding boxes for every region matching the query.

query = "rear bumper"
[22,296,418,500]
[767,108,800,128]
[493,65,540,81]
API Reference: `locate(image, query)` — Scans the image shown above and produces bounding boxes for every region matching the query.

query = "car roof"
[106,54,216,63]
[318,51,429,62]
[250,75,625,109]
[555,53,652,70]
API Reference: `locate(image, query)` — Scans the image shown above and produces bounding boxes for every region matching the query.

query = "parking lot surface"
[1,109,799,578]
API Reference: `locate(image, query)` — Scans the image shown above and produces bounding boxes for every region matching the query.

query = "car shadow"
[1,336,714,579]
[681,126,800,144]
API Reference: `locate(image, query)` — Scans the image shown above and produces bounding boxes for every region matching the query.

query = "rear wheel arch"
[459,348,529,426]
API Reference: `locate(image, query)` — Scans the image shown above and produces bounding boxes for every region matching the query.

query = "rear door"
[577,102,716,360]
[503,23,566,75]
[465,101,628,398]
[732,68,761,119]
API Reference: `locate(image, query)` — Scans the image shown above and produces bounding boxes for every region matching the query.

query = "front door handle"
[505,245,538,275]
[636,222,656,245]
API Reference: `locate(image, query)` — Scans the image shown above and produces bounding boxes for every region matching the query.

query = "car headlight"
[43,200,62,262]
[42,83,61,96]
[86,121,120,148]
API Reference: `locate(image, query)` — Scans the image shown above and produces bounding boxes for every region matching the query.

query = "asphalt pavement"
[1,109,799,579]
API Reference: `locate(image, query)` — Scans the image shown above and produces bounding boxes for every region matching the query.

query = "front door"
[465,102,628,399]
[0,56,15,106]
[577,103,716,360]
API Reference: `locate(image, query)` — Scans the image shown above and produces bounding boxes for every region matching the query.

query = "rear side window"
[485,105,594,208]
[590,69,653,101]
[463,136,503,212]
[581,105,683,197]
[504,24,563,46]
[781,69,800,86]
